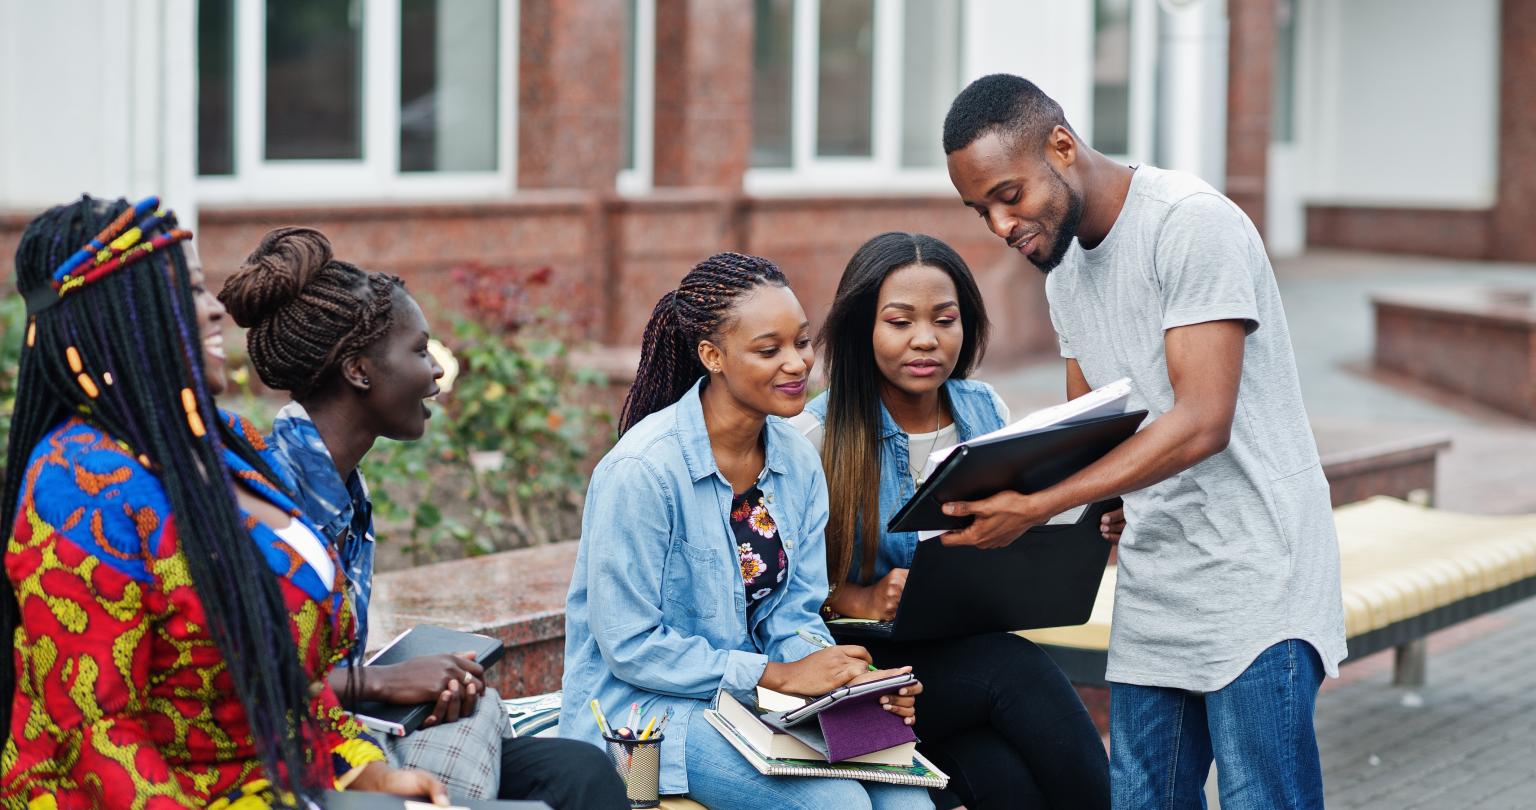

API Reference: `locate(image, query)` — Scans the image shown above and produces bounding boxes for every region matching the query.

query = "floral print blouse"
[731,486,785,615]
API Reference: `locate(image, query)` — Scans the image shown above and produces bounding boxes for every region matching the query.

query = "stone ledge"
[1373,286,1536,420]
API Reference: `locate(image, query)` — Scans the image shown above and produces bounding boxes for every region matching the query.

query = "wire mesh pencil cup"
[603,732,664,808]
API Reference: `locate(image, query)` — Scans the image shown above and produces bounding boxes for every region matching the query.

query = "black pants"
[864,633,1110,810]
[498,735,629,809]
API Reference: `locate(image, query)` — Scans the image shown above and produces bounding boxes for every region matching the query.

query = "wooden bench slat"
[1021,497,1536,685]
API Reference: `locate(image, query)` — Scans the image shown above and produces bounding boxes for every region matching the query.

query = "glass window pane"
[1092,0,1132,156]
[400,0,499,172]
[1272,0,1298,143]
[621,0,637,171]
[752,0,795,168]
[265,0,362,161]
[816,0,874,158]
[901,0,962,168]
[198,0,235,175]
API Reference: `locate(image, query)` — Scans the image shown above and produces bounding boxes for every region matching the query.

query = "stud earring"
[362,376,371,385]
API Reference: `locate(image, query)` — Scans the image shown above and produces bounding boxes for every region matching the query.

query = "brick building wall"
[1306,0,1536,262]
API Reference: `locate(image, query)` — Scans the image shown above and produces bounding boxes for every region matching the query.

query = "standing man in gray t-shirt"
[940,74,1346,809]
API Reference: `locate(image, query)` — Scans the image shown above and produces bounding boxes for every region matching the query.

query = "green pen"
[798,628,878,671]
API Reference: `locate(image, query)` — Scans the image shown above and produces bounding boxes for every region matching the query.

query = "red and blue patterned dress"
[0,412,385,809]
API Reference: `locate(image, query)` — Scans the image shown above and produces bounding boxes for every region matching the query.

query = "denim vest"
[559,378,829,795]
[804,378,1008,583]
[266,401,377,657]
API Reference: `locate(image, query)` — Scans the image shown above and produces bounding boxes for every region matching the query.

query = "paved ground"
[984,249,1536,808]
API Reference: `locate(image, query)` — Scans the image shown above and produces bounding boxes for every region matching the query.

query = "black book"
[322,790,548,809]
[887,410,1148,534]
[350,625,506,737]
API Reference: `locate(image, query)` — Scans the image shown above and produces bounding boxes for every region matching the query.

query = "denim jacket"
[802,378,1008,583]
[266,401,378,657]
[559,379,830,795]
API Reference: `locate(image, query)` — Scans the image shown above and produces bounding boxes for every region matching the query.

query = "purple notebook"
[816,689,917,763]
[764,679,918,763]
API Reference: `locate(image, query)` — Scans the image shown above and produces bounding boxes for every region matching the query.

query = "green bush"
[0,294,26,487]
[366,263,607,563]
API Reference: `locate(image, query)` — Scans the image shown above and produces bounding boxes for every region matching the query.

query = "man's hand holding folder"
[938,490,1061,549]
[905,377,1143,549]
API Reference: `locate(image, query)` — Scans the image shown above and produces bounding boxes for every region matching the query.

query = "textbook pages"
[915,377,1133,539]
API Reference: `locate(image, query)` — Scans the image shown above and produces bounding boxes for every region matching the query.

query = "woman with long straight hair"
[0,196,446,808]
[559,252,933,810]
[789,231,1112,810]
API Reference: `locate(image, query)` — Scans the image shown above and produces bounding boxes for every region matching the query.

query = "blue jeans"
[681,710,936,810]
[1109,639,1325,810]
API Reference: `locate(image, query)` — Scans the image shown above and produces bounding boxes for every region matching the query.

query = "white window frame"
[745,0,962,196]
[616,0,655,195]
[1090,0,1158,167]
[197,0,518,204]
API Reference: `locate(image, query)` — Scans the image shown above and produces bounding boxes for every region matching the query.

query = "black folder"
[351,625,506,737]
[886,410,1147,533]
[831,499,1119,642]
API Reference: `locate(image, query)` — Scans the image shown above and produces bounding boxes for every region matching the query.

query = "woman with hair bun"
[0,196,447,807]
[221,226,624,808]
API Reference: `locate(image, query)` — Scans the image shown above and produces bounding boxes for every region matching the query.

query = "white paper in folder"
[914,377,1134,540]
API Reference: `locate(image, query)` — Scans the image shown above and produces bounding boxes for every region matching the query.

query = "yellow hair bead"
[102,372,114,386]
[180,387,197,413]
[108,226,143,253]
[137,454,151,468]
[26,320,36,347]
[65,346,83,373]
[76,373,99,398]
[186,411,207,438]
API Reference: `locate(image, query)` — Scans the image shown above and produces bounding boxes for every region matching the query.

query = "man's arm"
[1066,358,1092,401]
[939,319,1245,548]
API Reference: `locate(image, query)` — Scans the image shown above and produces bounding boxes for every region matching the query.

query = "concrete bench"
[1021,496,1536,688]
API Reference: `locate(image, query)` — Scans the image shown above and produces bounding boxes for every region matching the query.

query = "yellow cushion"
[660,799,708,810]
[1020,497,1536,652]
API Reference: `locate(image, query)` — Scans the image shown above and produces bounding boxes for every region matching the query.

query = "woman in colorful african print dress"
[0,196,448,808]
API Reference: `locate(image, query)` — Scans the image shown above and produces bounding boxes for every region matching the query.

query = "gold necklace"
[912,407,944,484]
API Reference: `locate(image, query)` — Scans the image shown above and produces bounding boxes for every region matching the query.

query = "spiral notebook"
[704,708,949,788]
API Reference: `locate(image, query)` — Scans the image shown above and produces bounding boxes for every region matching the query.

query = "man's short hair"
[943,74,1072,155]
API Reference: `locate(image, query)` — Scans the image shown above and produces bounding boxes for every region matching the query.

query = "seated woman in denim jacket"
[560,253,933,810]
[787,232,1113,810]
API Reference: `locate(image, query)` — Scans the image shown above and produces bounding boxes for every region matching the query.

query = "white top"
[904,424,959,483]
[272,519,336,587]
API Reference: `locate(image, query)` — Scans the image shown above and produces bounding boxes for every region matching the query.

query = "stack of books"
[704,687,948,789]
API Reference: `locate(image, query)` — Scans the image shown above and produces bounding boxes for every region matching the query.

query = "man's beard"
[1033,165,1085,274]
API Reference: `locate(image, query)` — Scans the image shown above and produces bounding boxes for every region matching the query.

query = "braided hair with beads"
[218,227,403,401]
[1,196,326,803]
[618,252,789,434]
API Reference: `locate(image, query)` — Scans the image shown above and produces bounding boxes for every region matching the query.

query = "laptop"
[827,499,1117,644]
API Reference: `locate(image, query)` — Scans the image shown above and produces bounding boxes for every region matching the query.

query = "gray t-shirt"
[1046,165,1346,692]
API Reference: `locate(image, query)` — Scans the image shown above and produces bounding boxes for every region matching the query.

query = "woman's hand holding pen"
[761,645,875,696]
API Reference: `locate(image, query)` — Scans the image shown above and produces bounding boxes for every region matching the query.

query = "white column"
[1154,0,1228,189]
[0,0,195,224]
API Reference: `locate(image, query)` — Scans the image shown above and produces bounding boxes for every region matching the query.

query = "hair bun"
[219,226,335,328]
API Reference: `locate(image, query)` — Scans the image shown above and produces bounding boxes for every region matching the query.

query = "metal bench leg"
[1392,640,1427,687]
